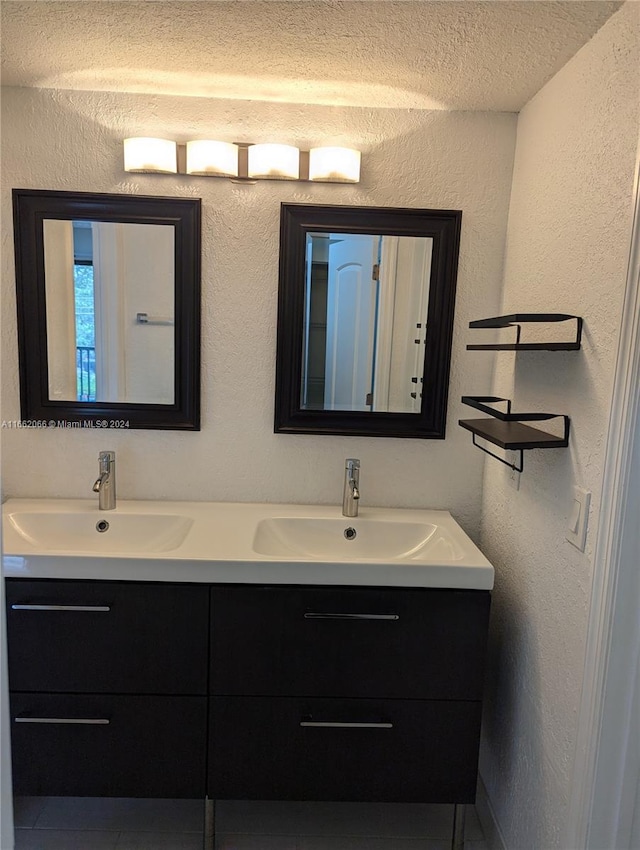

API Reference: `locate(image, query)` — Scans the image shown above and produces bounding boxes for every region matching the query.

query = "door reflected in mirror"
[275,204,462,439]
[44,219,176,405]
[302,232,432,414]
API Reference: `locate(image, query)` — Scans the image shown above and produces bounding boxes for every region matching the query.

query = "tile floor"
[13,797,489,850]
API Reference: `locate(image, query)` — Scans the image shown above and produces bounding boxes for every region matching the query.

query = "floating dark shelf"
[459,418,569,450]
[467,342,581,351]
[458,396,570,472]
[469,313,578,328]
[467,313,582,351]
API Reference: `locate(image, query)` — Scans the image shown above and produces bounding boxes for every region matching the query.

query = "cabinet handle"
[14,716,110,725]
[300,720,393,729]
[11,604,111,612]
[303,612,399,621]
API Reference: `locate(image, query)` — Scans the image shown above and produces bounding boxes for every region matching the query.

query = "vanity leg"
[452,803,466,850]
[204,797,215,850]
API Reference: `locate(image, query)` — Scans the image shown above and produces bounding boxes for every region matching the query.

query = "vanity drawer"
[6,580,209,694]
[210,585,490,699]
[209,696,482,803]
[10,693,207,797]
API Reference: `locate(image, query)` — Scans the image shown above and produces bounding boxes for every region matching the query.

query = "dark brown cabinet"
[6,579,209,798]
[209,585,490,804]
[6,578,490,807]
[10,693,207,797]
[210,696,483,803]
[6,580,209,694]
[210,585,490,700]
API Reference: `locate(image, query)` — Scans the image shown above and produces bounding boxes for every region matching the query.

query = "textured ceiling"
[0,1,624,111]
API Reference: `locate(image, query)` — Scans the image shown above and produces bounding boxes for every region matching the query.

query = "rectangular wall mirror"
[12,190,201,429]
[275,204,462,438]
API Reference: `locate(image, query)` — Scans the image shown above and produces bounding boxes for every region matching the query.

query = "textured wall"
[1,88,517,536]
[478,5,640,848]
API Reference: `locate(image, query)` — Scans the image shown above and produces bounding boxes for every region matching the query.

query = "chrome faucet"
[93,450,116,510]
[342,458,360,518]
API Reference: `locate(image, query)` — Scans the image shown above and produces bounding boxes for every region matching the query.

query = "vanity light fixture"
[123,137,177,173]
[124,139,361,183]
[247,143,300,180]
[185,140,239,177]
[309,147,361,183]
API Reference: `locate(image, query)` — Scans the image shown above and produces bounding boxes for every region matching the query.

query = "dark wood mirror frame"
[275,203,462,438]
[12,189,201,430]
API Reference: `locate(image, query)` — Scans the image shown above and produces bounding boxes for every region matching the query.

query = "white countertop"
[2,499,494,590]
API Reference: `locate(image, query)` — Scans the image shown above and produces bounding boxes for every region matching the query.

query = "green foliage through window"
[74,264,96,401]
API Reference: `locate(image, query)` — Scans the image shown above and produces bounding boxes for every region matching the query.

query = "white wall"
[42,219,77,400]
[119,223,175,404]
[478,5,640,848]
[0,87,517,537]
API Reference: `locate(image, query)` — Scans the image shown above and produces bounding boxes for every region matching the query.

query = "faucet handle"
[98,450,115,469]
[94,451,116,510]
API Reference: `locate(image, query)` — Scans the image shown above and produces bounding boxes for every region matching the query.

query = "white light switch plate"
[567,485,591,551]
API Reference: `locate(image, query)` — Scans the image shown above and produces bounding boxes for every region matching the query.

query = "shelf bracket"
[471,433,524,472]
[467,313,583,350]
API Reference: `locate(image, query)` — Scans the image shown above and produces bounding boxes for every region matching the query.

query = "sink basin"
[7,511,193,554]
[252,516,465,561]
[2,499,494,589]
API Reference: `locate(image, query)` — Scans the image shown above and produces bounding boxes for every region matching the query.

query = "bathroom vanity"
[2,499,494,849]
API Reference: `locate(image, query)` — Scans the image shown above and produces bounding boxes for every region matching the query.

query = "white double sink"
[2,499,494,590]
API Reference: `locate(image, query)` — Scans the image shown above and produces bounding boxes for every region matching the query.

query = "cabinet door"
[210,586,490,699]
[10,693,207,797]
[210,696,482,803]
[6,580,209,694]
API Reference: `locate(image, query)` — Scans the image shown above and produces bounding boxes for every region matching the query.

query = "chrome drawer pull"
[11,604,111,612]
[300,721,393,729]
[303,613,399,621]
[15,717,110,725]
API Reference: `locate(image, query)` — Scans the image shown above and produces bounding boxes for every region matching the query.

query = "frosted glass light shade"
[309,147,361,183]
[123,138,177,173]
[186,140,238,176]
[248,144,299,179]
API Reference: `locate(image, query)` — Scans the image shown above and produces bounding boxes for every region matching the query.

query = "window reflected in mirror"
[43,219,175,405]
[12,190,201,430]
